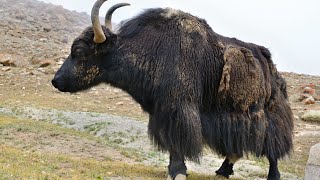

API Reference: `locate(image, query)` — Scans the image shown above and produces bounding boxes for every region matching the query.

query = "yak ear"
[97,32,118,54]
[109,33,118,45]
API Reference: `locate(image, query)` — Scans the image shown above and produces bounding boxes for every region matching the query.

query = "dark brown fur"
[52,7,294,179]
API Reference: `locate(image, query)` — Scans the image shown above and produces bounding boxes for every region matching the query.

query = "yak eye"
[75,49,83,56]
[72,49,85,59]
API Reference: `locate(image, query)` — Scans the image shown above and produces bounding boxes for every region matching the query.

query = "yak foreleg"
[216,154,240,178]
[167,151,187,180]
[267,156,280,180]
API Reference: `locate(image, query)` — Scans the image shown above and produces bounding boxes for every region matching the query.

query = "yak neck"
[104,37,154,113]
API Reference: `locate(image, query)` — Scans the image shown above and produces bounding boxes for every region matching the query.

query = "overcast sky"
[40,0,320,75]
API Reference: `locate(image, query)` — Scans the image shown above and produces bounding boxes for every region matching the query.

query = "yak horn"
[105,3,130,31]
[91,0,107,43]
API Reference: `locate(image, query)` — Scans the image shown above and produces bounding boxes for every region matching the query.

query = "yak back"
[116,8,224,108]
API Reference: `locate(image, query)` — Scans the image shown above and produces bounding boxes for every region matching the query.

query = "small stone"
[116,102,124,105]
[0,55,16,67]
[39,38,48,42]
[57,60,64,65]
[303,96,315,105]
[37,68,46,73]
[61,37,68,44]
[43,24,52,32]
[39,59,54,67]
[304,87,316,95]
[299,93,311,102]
[1,67,11,71]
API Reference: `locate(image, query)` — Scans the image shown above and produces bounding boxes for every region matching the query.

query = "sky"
[40,0,320,75]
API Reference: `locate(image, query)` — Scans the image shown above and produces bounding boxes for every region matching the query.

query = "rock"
[37,68,47,74]
[61,36,68,44]
[42,24,52,32]
[305,143,320,180]
[57,60,64,65]
[303,96,316,105]
[301,111,320,122]
[0,58,13,66]
[304,86,316,95]
[299,93,311,102]
[39,59,54,67]
[116,102,124,106]
[39,38,48,43]
[1,67,11,71]
[0,54,16,66]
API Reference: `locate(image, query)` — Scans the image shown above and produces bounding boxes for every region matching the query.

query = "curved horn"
[91,0,107,43]
[105,3,130,31]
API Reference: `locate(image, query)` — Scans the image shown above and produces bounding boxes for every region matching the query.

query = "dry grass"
[0,115,218,179]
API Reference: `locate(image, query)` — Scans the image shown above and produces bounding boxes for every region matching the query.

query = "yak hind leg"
[216,154,241,178]
[167,151,187,180]
[267,156,280,180]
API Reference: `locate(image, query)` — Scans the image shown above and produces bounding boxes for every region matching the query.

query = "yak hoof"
[167,174,187,180]
[215,174,229,179]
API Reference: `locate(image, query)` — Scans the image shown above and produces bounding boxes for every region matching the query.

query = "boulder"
[305,143,320,180]
[301,111,320,122]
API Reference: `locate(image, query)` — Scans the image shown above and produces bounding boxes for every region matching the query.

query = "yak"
[52,0,294,179]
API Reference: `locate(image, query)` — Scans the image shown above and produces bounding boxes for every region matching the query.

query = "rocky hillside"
[0,0,90,67]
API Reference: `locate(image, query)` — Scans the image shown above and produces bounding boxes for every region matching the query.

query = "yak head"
[52,0,129,92]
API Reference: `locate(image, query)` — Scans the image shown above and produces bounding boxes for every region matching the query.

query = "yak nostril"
[51,79,58,88]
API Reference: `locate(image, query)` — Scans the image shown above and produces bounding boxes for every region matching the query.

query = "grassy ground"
[0,115,220,180]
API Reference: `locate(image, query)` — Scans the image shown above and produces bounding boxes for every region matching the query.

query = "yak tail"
[149,102,203,162]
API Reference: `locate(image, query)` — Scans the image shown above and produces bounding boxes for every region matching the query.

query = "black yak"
[52,0,294,179]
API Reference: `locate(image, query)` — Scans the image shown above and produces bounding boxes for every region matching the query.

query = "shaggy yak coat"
[106,8,294,162]
[53,7,294,166]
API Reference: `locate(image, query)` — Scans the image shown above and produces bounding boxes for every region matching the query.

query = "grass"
[0,145,168,179]
[0,116,96,141]
[0,115,217,179]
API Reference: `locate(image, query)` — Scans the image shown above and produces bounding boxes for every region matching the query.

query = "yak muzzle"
[51,75,67,92]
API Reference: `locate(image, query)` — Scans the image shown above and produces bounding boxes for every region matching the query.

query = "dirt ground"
[0,67,320,179]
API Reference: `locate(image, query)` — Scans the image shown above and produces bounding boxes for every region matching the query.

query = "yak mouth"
[52,78,80,93]
[54,84,89,93]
